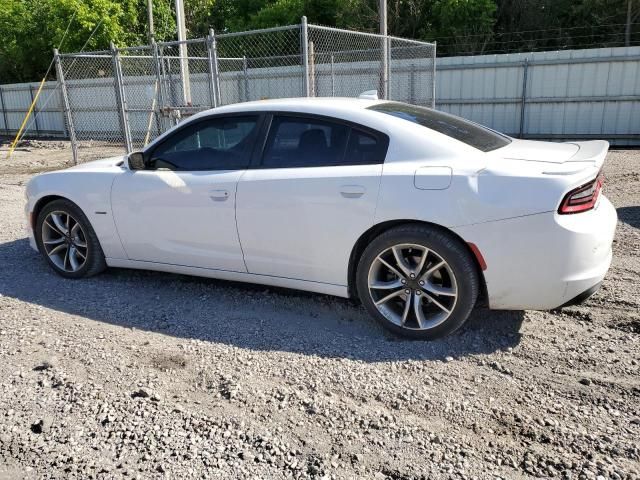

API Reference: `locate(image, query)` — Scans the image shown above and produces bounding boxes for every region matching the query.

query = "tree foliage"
[0,0,636,83]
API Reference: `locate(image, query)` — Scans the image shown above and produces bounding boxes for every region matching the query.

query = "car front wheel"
[356,224,480,339]
[35,199,106,279]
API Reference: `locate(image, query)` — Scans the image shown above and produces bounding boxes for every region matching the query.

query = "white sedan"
[25,98,617,339]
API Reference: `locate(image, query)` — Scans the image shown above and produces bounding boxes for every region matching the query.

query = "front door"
[236,114,389,286]
[112,114,261,272]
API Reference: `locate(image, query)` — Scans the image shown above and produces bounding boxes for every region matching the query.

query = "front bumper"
[25,201,38,252]
[453,195,617,310]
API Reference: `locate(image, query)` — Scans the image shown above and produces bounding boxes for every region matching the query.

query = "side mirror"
[128,151,145,170]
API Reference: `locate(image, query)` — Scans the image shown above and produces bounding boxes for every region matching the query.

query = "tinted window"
[262,116,387,168]
[346,130,385,164]
[262,117,349,168]
[149,116,258,170]
[368,102,511,152]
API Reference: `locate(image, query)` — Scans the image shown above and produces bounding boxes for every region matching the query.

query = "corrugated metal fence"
[1,45,639,147]
[0,81,66,138]
[437,46,640,147]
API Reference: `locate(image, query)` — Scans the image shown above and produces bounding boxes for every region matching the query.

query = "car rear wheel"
[35,199,106,279]
[356,224,480,339]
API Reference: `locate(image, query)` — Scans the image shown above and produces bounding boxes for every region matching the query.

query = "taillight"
[558,174,604,214]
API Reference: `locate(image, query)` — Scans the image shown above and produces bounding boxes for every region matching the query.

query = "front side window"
[261,115,387,168]
[149,116,258,171]
[368,102,511,152]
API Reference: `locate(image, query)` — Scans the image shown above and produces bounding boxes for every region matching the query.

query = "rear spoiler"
[542,140,608,181]
[566,140,609,170]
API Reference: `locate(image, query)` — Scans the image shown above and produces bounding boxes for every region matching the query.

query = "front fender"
[26,170,127,260]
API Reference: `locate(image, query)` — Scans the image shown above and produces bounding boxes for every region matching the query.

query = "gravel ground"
[0,140,638,480]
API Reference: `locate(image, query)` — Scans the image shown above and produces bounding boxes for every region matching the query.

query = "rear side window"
[346,130,381,164]
[368,102,511,152]
[261,115,388,168]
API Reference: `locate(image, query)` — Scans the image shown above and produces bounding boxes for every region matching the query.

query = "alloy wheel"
[41,211,88,273]
[367,243,458,330]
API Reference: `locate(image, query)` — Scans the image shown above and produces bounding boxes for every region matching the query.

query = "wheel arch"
[347,219,487,301]
[31,195,68,231]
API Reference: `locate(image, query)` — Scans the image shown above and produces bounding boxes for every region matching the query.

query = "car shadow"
[617,206,640,229]
[0,238,524,362]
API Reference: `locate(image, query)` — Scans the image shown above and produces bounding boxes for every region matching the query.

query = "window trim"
[251,111,390,169]
[142,112,266,172]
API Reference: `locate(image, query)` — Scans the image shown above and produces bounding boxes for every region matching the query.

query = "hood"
[65,155,127,171]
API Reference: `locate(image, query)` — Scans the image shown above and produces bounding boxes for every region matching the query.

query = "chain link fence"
[216,25,305,105]
[51,18,436,164]
[55,51,122,162]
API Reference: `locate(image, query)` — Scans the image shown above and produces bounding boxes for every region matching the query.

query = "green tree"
[145,0,177,42]
[183,0,216,36]
[428,0,497,54]
[207,0,378,32]
[0,0,636,83]
[0,0,174,83]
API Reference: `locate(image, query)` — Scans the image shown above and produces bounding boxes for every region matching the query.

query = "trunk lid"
[495,139,608,168]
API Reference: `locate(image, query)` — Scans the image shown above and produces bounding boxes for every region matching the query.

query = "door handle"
[340,185,366,198]
[209,189,230,201]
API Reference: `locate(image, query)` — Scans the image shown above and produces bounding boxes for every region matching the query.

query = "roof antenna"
[358,90,379,100]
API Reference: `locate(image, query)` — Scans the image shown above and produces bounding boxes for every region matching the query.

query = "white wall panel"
[435,46,640,145]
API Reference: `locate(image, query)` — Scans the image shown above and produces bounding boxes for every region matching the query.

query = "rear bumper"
[453,195,616,310]
[558,281,602,308]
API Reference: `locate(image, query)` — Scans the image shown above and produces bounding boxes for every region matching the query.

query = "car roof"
[189,97,385,119]
[144,97,480,159]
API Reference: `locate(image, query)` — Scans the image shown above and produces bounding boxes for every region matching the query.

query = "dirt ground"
[0,139,638,480]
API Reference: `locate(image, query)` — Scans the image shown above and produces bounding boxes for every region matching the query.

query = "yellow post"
[6,77,47,159]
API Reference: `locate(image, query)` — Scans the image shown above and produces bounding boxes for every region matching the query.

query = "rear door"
[235,113,389,286]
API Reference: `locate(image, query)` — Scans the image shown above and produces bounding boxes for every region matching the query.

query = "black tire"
[35,199,107,279]
[356,224,480,339]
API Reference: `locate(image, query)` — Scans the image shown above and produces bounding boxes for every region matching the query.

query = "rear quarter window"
[368,102,511,152]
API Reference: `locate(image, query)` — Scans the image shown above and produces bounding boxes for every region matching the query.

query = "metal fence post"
[28,85,41,137]
[301,16,310,97]
[243,56,250,101]
[206,29,219,107]
[151,40,165,134]
[159,45,175,112]
[519,57,529,138]
[432,42,437,108]
[380,36,389,99]
[54,49,78,164]
[330,54,335,97]
[409,63,416,104]
[308,41,316,96]
[0,86,9,135]
[111,42,133,153]
[386,36,391,100]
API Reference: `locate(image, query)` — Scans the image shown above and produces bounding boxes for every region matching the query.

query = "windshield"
[368,102,511,152]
